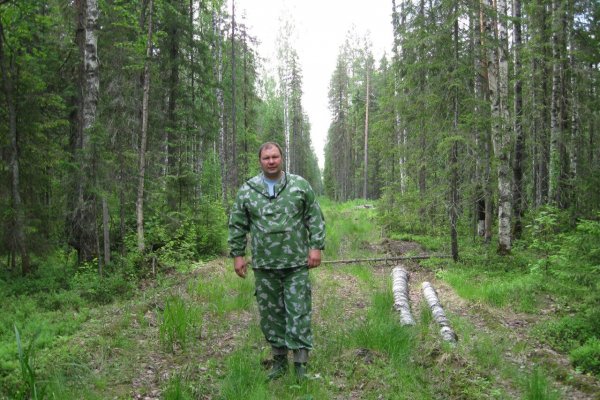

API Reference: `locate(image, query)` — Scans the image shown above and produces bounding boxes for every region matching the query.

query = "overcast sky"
[230,0,394,168]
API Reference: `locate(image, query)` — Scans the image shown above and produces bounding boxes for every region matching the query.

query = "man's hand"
[234,256,247,278]
[307,249,321,269]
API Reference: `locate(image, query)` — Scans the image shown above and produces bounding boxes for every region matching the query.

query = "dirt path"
[124,239,599,399]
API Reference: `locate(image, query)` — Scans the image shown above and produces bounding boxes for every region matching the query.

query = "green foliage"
[219,349,269,399]
[159,295,201,352]
[570,337,600,376]
[143,201,227,267]
[162,375,194,400]
[14,326,45,400]
[350,288,413,364]
[438,267,541,312]
[540,307,600,354]
[321,198,381,259]
[191,274,254,314]
[71,264,134,305]
[378,187,448,237]
[523,367,559,400]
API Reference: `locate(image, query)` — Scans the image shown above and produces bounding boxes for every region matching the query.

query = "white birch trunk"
[422,282,457,343]
[82,0,99,147]
[485,0,512,253]
[391,266,415,326]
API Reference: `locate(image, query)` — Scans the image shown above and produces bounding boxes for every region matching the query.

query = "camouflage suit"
[228,172,325,356]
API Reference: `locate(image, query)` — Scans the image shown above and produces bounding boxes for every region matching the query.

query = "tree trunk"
[391,266,415,326]
[166,0,181,211]
[450,15,459,262]
[549,0,563,206]
[422,282,458,343]
[363,67,370,200]
[485,0,512,254]
[137,0,153,253]
[567,1,579,190]
[0,21,31,275]
[230,0,238,190]
[213,11,227,205]
[512,0,525,238]
[72,0,100,263]
[102,197,110,266]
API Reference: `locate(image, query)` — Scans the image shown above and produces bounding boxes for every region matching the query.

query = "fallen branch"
[321,254,451,265]
[422,282,458,344]
[391,266,416,325]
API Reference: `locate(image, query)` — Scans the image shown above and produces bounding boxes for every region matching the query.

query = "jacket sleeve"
[303,183,326,250]
[228,189,249,257]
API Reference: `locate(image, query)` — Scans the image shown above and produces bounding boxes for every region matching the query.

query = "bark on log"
[422,282,458,343]
[321,254,450,265]
[391,266,415,326]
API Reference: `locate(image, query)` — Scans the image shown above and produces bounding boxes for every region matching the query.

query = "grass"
[1,201,599,398]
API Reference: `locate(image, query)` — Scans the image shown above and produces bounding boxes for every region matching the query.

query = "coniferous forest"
[1,0,599,399]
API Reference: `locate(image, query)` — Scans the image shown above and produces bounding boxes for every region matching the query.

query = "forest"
[1,0,599,399]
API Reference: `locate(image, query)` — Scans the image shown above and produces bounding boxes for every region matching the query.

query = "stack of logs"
[391,265,458,344]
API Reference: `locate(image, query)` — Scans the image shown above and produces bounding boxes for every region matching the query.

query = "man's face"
[260,145,283,179]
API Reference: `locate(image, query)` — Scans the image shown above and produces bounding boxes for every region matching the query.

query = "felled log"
[391,266,416,325]
[321,254,451,265]
[422,281,458,344]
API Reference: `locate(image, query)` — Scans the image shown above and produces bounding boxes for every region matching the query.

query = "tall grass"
[321,199,381,259]
[14,325,45,400]
[159,295,200,352]
[219,349,269,399]
[191,274,254,314]
[523,368,559,400]
[350,288,414,364]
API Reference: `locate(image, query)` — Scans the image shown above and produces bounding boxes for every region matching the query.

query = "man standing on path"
[228,142,326,381]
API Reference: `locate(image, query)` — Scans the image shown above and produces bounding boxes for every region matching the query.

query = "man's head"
[258,142,284,179]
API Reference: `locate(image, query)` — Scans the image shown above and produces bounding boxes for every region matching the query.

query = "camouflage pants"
[253,266,313,352]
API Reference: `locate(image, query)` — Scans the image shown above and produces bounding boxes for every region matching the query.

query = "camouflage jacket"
[228,172,325,269]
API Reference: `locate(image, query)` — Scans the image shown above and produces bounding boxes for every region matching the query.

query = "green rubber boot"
[267,355,288,381]
[294,362,307,381]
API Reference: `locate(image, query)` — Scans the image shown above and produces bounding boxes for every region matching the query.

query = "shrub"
[570,337,600,376]
[70,266,134,305]
[541,315,594,353]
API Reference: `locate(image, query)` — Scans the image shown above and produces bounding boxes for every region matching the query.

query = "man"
[228,142,326,381]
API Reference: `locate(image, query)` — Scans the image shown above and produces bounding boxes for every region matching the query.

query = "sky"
[230,0,394,168]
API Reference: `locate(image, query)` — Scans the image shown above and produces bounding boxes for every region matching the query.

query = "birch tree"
[484,0,512,254]
[70,0,100,262]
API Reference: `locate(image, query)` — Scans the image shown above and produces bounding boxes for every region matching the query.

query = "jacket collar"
[247,172,288,199]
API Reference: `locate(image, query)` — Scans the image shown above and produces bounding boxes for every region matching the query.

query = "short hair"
[258,142,284,159]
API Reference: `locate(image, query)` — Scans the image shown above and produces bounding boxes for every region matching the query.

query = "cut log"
[392,266,416,325]
[422,282,458,344]
[321,254,451,265]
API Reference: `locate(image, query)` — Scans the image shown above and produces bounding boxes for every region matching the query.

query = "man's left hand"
[307,249,321,269]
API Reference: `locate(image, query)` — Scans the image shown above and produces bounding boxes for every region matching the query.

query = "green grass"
[159,295,201,352]
[190,273,254,314]
[438,268,540,312]
[1,200,599,398]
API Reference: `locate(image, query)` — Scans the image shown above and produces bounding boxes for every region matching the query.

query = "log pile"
[390,265,458,344]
